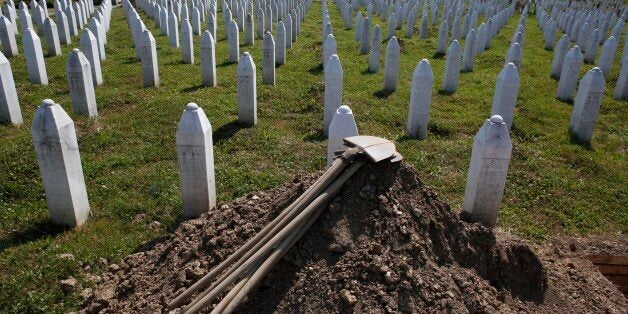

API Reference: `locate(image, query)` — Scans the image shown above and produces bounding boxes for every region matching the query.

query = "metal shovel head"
[343,136,402,163]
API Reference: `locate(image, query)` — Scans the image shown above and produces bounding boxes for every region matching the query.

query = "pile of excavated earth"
[82,161,627,313]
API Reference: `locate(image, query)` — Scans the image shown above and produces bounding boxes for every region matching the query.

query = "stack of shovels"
[168,136,402,313]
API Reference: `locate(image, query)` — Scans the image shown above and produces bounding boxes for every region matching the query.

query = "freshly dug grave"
[82,161,627,313]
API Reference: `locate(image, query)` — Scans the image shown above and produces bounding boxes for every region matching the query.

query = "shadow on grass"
[122,57,139,64]
[214,120,244,144]
[307,63,324,75]
[0,218,67,251]
[432,52,445,59]
[218,60,236,67]
[568,131,594,151]
[437,89,455,95]
[555,96,574,105]
[396,134,414,142]
[303,132,325,142]
[361,68,377,75]
[181,84,206,93]
[373,89,394,98]
[165,60,187,66]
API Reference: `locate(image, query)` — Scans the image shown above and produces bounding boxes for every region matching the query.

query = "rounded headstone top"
[337,105,352,114]
[42,99,55,107]
[591,67,602,72]
[72,48,79,52]
[489,115,504,124]
[242,51,250,57]
[505,62,516,68]
[185,103,199,111]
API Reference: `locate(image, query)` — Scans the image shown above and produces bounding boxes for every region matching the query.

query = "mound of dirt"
[82,161,627,313]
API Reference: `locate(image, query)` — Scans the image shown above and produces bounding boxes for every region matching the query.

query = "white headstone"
[227,19,239,62]
[276,21,286,65]
[550,34,570,79]
[256,8,264,39]
[285,14,293,48]
[387,12,396,39]
[383,36,400,92]
[160,6,169,35]
[207,11,216,39]
[614,56,628,100]
[504,42,522,70]
[237,52,256,126]
[354,11,363,41]
[323,33,336,67]
[584,28,600,63]
[23,28,48,85]
[181,19,194,63]
[569,67,605,143]
[191,7,201,34]
[56,10,71,45]
[80,29,103,86]
[463,115,512,228]
[200,30,216,87]
[491,63,520,130]
[65,6,78,36]
[557,46,584,102]
[462,29,476,72]
[597,36,617,76]
[0,16,18,57]
[327,105,358,166]
[176,103,216,218]
[442,39,462,93]
[43,18,61,56]
[407,59,434,140]
[436,20,448,54]
[88,17,105,61]
[168,10,179,47]
[262,31,275,85]
[476,23,487,53]
[368,24,381,73]
[420,12,428,39]
[323,54,342,137]
[0,52,21,124]
[19,8,34,33]
[360,16,370,55]
[66,48,97,116]
[31,99,90,227]
[244,12,253,45]
[139,29,159,87]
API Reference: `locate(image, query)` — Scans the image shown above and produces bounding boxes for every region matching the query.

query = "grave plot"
[0,0,627,312]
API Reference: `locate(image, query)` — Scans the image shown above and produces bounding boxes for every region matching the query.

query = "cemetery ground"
[0,2,626,312]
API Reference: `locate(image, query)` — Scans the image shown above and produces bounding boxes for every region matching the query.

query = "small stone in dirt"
[340,289,357,305]
[378,195,388,203]
[98,257,108,266]
[148,221,161,231]
[60,276,78,292]
[108,264,120,272]
[58,253,75,260]
[96,286,116,301]
[81,288,94,301]
[327,243,346,253]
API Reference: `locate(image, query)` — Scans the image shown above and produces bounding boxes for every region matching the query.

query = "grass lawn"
[0,2,626,312]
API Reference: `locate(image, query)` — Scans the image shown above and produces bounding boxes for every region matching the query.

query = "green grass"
[0,3,626,312]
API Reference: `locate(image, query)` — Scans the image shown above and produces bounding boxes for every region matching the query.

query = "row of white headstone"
[123,0,311,88]
[0,0,113,126]
[538,0,628,100]
[27,91,512,228]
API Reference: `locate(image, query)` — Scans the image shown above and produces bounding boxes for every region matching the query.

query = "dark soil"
[81,161,627,313]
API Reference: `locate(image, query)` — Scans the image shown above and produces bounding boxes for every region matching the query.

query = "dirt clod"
[83,162,627,313]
